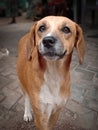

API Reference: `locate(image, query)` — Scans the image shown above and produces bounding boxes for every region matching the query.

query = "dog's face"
[28,16,85,63]
[36,16,77,60]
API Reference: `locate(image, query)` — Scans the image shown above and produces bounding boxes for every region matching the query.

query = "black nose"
[43,36,56,48]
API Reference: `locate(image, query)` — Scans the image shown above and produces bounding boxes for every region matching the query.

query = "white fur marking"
[40,62,67,119]
[24,93,33,122]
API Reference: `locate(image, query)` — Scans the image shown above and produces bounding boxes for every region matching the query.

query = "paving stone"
[77,63,88,70]
[83,97,98,112]
[0,75,10,89]
[84,58,98,68]
[18,96,24,106]
[1,67,16,76]
[58,107,78,127]
[0,57,12,68]
[0,105,24,130]
[11,102,24,112]
[75,68,95,81]
[0,56,17,75]
[8,74,18,80]
[16,86,23,95]
[70,85,86,103]
[94,85,98,90]
[66,99,97,129]
[0,92,5,102]
[86,50,98,57]
[66,100,90,114]
[72,79,98,92]
[7,80,20,90]
[71,70,95,88]
[1,87,21,109]
[95,73,98,78]
[85,88,98,101]
[70,62,78,70]
[96,116,98,128]
[0,64,6,72]
[72,54,79,63]
[77,110,97,130]
[93,77,98,86]
[71,70,83,83]
[0,58,7,67]
[87,65,98,73]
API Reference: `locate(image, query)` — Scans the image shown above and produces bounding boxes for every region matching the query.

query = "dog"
[17,16,85,130]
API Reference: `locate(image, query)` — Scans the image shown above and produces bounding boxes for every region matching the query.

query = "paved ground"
[0,17,98,130]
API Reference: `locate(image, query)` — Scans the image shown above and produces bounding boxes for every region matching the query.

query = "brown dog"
[17,16,85,130]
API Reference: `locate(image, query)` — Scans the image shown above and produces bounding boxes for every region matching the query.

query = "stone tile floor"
[0,18,98,130]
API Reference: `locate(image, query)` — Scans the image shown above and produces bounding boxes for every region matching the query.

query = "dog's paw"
[24,113,33,122]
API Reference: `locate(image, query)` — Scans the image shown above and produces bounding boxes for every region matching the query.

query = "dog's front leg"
[31,108,50,130]
[48,107,61,130]
[32,107,61,130]
[24,93,33,122]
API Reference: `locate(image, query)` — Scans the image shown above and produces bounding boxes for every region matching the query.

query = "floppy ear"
[75,24,85,64]
[26,23,37,60]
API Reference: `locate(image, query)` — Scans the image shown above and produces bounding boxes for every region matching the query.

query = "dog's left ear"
[75,24,85,64]
[26,23,37,60]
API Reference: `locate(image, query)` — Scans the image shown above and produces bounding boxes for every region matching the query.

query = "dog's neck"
[45,54,72,73]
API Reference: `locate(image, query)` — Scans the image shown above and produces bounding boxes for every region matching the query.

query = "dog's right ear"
[26,23,37,60]
[75,24,85,64]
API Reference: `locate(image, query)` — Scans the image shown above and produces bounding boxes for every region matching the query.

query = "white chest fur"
[39,62,67,119]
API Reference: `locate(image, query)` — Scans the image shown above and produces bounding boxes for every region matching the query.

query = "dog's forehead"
[37,16,75,28]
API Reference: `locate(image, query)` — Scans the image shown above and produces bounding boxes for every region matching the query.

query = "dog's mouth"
[42,50,67,60]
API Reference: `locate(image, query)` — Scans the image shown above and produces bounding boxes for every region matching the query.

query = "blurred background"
[0,0,98,27]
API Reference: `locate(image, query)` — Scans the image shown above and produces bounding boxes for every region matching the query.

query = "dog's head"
[27,16,85,64]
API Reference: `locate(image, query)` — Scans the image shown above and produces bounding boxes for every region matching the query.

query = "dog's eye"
[39,25,46,32]
[62,27,70,34]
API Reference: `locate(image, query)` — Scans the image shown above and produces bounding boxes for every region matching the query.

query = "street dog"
[17,16,85,130]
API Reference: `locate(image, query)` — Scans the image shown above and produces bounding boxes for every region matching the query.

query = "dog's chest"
[39,63,65,118]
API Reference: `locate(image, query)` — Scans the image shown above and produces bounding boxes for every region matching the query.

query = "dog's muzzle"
[39,36,67,60]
